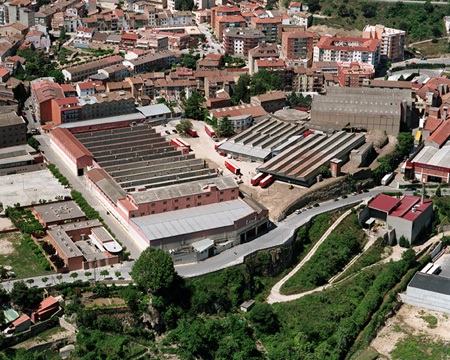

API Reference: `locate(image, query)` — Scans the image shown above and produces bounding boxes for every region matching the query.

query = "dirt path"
[267,210,351,304]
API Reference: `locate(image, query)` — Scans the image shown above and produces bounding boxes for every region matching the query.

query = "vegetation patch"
[419,314,438,329]
[0,232,52,278]
[281,213,365,294]
[391,334,450,360]
[333,237,387,283]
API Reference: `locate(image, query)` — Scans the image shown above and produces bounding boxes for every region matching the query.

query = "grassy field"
[391,334,450,360]
[413,39,450,57]
[333,237,388,283]
[0,232,53,278]
[280,213,365,295]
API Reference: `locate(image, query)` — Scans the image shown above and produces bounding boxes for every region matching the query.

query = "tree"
[232,73,251,105]
[247,303,279,334]
[319,166,331,178]
[100,270,109,279]
[436,186,442,197]
[59,27,69,42]
[175,119,193,134]
[131,247,175,293]
[361,2,377,17]
[0,310,5,326]
[41,277,48,283]
[0,202,3,213]
[70,273,78,280]
[305,0,320,12]
[56,275,63,283]
[398,235,410,248]
[217,115,235,138]
[402,248,416,267]
[0,286,9,305]
[184,92,206,120]
[85,271,92,278]
[10,281,42,310]
[27,136,39,150]
[115,271,121,279]
[26,279,34,286]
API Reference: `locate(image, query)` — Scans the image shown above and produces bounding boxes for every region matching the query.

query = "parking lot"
[0,170,70,207]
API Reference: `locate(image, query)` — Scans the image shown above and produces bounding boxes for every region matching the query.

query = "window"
[231,196,235,200]
[206,194,210,197]
[197,195,201,198]
[174,199,178,202]
[186,204,190,208]
[163,201,167,205]
[175,206,178,210]
[151,203,155,207]
[186,197,190,200]
[220,199,223,202]
[163,209,167,212]
[151,210,155,214]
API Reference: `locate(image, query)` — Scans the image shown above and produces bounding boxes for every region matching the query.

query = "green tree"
[247,303,279,334]
[401,248,416,267]
[0,310,5,326]
[131,247,175,293]
[41,277,48,283]
[436,186,442,197]
[217,115,235,138]
[70,273,78,280]
[100,270,109,279]
[0,202,3,213]
[175,118,193,134]
[56,274,63,282]
[305,0,321,12]
[398,235,410,248]
[10,281,42,310]
[26,279,34,286]
[184,92,206,120]
[360,2,377,17]
[115,271,121,279]
[232,73,251,105]
[319,166,331,178]
[59,27,69,42]
[27,136,39,150]
[84,271,92,278]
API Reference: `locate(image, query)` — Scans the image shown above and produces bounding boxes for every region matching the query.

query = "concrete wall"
[401,287,450,314]
[0,163,45,176]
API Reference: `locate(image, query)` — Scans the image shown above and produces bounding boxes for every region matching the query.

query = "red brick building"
[337,61,375,87]
[50,97,82,125]
[281,31,319,63]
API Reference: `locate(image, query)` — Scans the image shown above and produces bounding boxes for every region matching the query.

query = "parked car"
[165,130,170,134]
[295,209,302,214]
[333,198,339,202]
[219,152,227,157]
[342,195,348,199]
[172,129,178,133]
[313,203,320,207]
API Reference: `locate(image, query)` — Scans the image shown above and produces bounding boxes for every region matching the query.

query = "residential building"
[7,0,34,28]
[210,103,266,131]
[62,55,123,82]
[251,16,282,43]
[223,27,265,56]
[31,80,65,123]
[98,64,129,81]
[337,61,375,87]
[0,111,26,148]
[363,24,405,61]
[153,77,197,101]
[293,67,324,92]
[76,82,95,97]
[31,297,60,323]
[50,97,82,124]
[313,35,381,68]
[33,201,86,228]
[288,1,302,14]
[248,42,279,74]
[197,53,225,70]
[251,91,286,113]
[292,11,312,27]
[122,50,177,74]
[211,4,240,29]
[78,91,135,120]
[193,9,211,23]
[215,15,246,40]
[281,31,319,65]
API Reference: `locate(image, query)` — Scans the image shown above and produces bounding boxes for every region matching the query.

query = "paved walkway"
[267,210,351,304]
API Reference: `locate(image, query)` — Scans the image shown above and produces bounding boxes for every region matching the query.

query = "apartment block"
[337,61,375,88]
[223,27,265,55]
[248,42,279,74]
[363,24,405,61]
[293,67,324,92]
[313,35,381,68]
[78,91,135,120]
[215,15,246,40]
[7,0,34,28]
[50,97,82,124]
[211,4,240,29]
[281,31,319,63]
[0,112,26,148]
[251,17,282,43]
[62,55,123,82]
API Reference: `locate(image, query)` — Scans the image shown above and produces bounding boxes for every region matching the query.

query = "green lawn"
[280,213,365,295]
[0,232,53,278]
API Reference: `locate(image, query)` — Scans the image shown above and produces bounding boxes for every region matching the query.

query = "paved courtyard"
[0,170,70,207]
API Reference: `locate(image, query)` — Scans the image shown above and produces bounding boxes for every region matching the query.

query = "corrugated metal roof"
[131,200,255,241]
[137,103,171,117]
[408,272,450,296]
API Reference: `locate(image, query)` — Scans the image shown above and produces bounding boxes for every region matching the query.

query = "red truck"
[187,128,198,137]
[225,160,240,175]
[260,174,275,188]
[171,138,191,151]
[251,173,265,186]
[215,138,227,151]
[205,124,215,138]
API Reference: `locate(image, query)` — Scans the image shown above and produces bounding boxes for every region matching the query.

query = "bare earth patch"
[371,304,450,359]
[0,237,14,255]
[0,216,14,231]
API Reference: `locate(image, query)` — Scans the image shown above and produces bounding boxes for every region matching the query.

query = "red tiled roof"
[34,296,59,315]
[289,1,302,7]
[316,35,380,52]
[50,128,93,160]
[121,33,139,40]
[77,82,95,89]
[425,120,450,147]
[0,68,9,77]
[12,314,30,327]
[61,84,75,92]
[256,58,285,67]
[205,53,223,61]
[54,97,80,105]
[282,31,319,39]
[251,17,281,23]
[368,193,400,213]
[217,15,245,23]
[424,116,442,132]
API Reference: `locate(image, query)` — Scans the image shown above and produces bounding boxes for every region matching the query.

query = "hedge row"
[47,164,69,186]
[391,63,447,72]
[23,233,52,271]
[70,190,130,260]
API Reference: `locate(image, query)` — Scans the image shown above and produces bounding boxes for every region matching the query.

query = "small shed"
[240,300,255,313]
[60,344,76,359]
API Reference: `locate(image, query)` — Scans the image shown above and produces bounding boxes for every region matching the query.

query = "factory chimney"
[421,182,425,204]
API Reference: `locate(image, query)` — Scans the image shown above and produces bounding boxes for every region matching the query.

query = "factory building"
[257,130,365,186]
[363,193,434,245]
[218,118,302,162]
[309,87,410,135]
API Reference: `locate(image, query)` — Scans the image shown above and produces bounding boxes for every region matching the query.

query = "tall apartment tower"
[363,24,405,61]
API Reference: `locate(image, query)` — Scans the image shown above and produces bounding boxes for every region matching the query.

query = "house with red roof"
[0,68,10,82]
[11,314,31,334]
[31,296,60,323]
[288,2,303,14]
[50,97,82,125]
[366,193,433,245]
